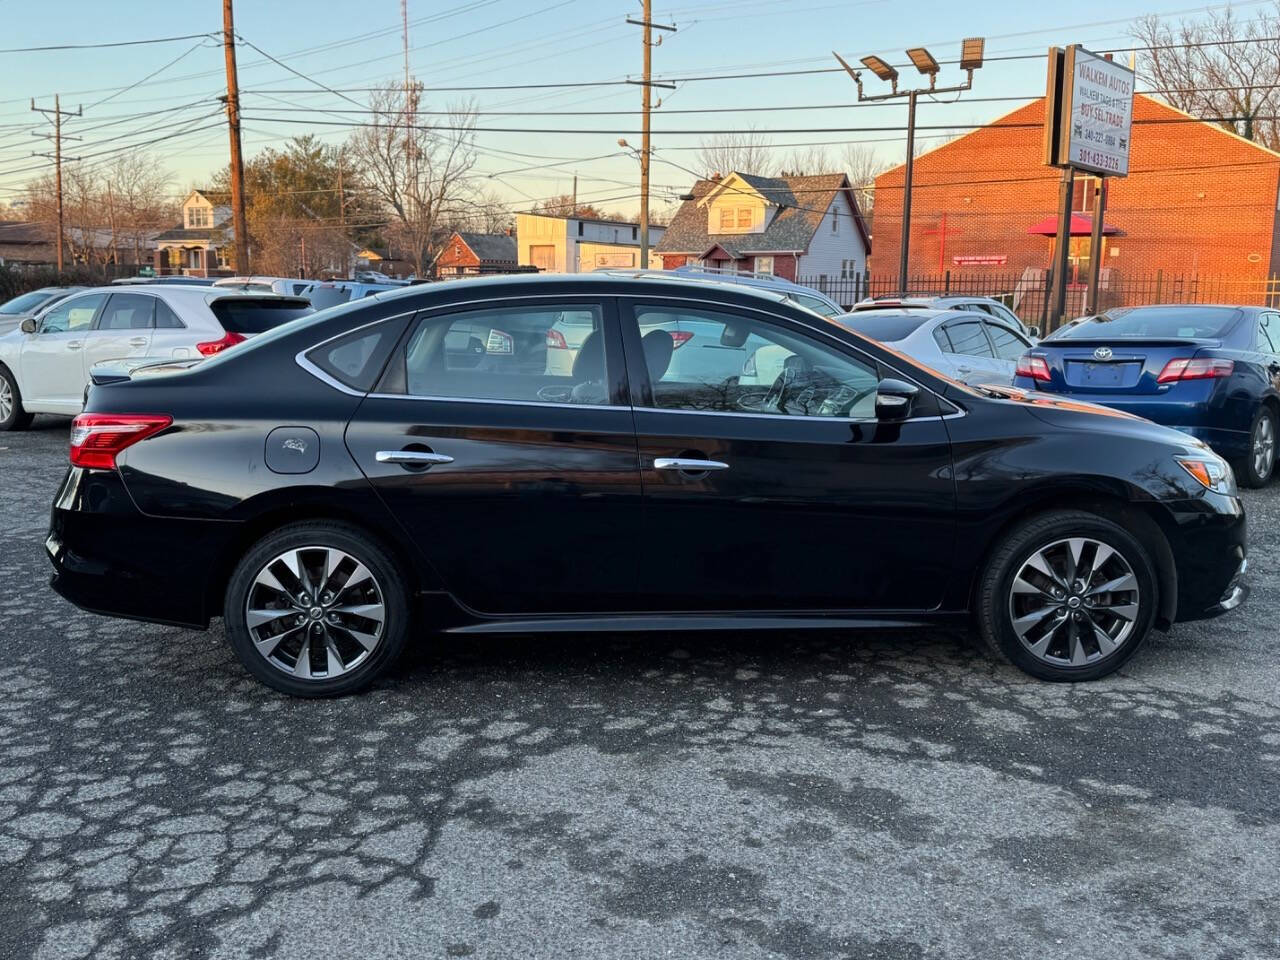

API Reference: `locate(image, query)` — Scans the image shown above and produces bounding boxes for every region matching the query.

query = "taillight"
[1156,357,1234,383]
[545,328,568,349]
[485,329,514,354]
[195,331,245,356]
[1016,354,1051,382]
[69,414,172,470]
[669,331,694,349]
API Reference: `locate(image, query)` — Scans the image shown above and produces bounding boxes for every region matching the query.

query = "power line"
[0,32,216,54]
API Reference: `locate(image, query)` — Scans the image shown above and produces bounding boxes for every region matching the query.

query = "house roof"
[655,172,870,256]
[154,226,227,243]
[456,232,517,262]
[0,221,52,244]
[186,188,231,206]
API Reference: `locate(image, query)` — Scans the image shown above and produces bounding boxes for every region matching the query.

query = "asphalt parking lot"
[1,416,1278,960]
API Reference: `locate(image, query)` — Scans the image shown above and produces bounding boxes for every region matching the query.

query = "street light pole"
[834,39,984,296]
[900,89,917,296]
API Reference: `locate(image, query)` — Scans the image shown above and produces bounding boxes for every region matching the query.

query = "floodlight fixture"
[959,37,985,72]
[859,55,898,83]
[906,47,939,76]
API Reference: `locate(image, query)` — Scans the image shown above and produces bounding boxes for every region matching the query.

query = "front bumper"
[1162,493,1249,623]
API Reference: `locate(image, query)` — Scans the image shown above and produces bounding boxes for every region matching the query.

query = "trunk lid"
[1031,337,1220,395]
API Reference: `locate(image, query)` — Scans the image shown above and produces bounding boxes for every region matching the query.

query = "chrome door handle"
[375,450,454,465]
[66,340,82,350]
[128,337,148,348]
[654,457,729,472]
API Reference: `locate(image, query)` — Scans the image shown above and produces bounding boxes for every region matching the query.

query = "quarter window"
[629,304,882,419]
[400,304,609,405]
[942,321,995,358]
[1257,314,1279,353]
[307,318,406,392]
[39,294,105,333]
[155,299,185,329]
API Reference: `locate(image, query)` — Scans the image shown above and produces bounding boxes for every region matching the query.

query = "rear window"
[1056,306,1240,339]
[309,286,353,310]
[210,299,313,334]
[839,312,931,342]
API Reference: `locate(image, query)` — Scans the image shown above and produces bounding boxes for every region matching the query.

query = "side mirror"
[1027,324,1041,339]
[875,378,919,422]
[20,318,37,334]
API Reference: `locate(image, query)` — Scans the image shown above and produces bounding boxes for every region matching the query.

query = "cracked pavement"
[2,416,1278,960]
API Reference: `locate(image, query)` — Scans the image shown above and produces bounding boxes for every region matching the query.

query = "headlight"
[1175,456,1237,496]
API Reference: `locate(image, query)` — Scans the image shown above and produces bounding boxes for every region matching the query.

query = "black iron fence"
[798,270,1280,324]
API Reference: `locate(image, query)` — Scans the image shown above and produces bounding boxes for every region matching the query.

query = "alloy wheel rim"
[1007,537,1140,667]
[245,545,385,680]
[0,378,11,422]
[1254,415,1275,479]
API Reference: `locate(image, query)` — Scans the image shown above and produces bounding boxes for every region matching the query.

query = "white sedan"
[0,285,312,429]
[741,308,1035,392]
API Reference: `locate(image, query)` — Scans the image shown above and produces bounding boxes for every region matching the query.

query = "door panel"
[20,293,105,405]
[620,300,956,612]
[343,298,643,614]
[83,293,155,376]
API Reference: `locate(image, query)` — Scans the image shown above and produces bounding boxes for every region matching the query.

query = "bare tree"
[695,128,777,178]
[1134,5,1280,149]
[841,143,890,219]
[104,153,175,265]
[348,83,479,275]
[779,144,836,176]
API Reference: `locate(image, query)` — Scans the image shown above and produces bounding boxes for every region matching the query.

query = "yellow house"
[153,189,233,277]
[516,212,665,273]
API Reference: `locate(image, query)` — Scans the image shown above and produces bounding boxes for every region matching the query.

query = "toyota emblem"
[1093,346,1113,361]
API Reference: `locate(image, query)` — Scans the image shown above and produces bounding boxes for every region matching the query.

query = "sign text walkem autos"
[1066,48,1135,176]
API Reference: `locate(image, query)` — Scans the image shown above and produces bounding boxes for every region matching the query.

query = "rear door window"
[398,303,609,405]
[942,320,995,357]
[95,293,155,330]
[984,321,1032,360]
[209,299,313,335]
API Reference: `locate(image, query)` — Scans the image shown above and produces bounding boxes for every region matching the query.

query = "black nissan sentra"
[47,274,1247,696]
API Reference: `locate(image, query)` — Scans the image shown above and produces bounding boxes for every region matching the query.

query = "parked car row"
[34,272,1246,698]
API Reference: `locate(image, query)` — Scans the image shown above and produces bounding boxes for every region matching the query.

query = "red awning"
[1027,213,1118,237]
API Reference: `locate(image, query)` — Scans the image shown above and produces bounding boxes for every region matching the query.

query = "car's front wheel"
[0,365,34,431]
[1238,406,1276,488]
[977,510,1158,681]
[223,521,411,696]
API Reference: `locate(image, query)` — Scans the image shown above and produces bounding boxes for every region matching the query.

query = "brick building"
[872,95,1280,307]
[434,231,518,277]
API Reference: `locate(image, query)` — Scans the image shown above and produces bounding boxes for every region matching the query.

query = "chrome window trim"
[631,405,958,425]
[364,392,630,412]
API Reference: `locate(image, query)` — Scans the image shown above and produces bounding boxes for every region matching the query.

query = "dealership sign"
[1044,45,1135,177]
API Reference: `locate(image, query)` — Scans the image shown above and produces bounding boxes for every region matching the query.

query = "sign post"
[1042,45,1134,329]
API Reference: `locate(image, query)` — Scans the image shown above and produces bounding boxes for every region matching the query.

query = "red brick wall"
[662,254,689,269]
[436,237,480,272]
[872,96,1280,299]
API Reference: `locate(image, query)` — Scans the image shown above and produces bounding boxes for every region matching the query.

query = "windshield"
[1055,306,1240,340]
[839,312,931,343]
[0,290,57,315]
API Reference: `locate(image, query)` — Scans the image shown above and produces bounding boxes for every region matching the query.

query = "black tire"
[976,510,1159,682]
[223,521,411,697]
[0,365,34,432]
[1235,405,1276,489]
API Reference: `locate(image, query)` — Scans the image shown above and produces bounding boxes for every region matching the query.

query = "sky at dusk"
[0,0,1260,217]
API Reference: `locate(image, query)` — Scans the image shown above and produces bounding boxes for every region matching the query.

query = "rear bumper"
[46,467,233,629]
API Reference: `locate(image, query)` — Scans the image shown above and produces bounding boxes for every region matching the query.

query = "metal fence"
[798,270,1280,323]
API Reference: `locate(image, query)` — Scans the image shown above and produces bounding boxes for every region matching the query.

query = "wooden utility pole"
[31,95,81,272]
[337,155,348,278]
[626,6,675,271]
[222,0,249,274]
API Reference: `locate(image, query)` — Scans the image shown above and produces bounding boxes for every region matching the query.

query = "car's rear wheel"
[977,510,1158,681]
[0,366,33,431]
[1238,406,1276,488]
[223,521,410,696]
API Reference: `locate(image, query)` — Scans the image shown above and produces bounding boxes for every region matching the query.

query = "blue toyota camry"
[1013,304,1280,487]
